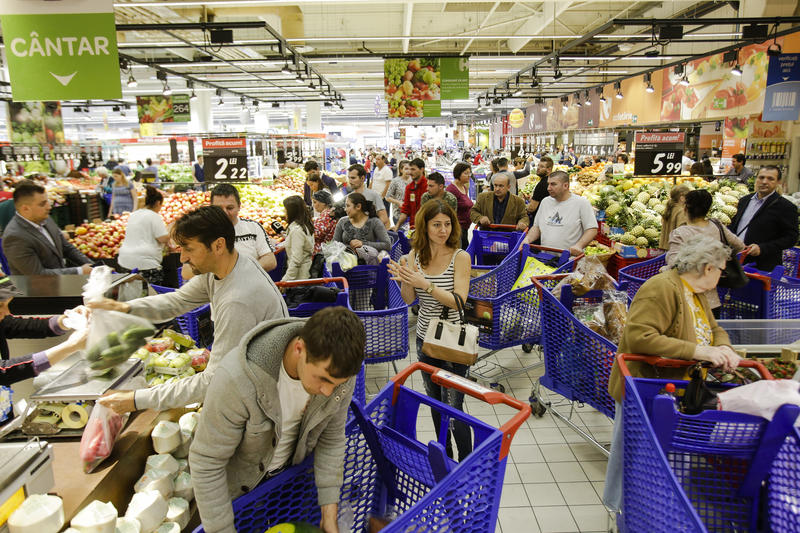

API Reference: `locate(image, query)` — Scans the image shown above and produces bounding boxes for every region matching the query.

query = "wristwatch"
[425,282,435,294]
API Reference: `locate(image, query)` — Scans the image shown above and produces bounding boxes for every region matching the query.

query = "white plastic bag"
[717,379,800,421]
[321,240,358,272]
[83,267,155,374]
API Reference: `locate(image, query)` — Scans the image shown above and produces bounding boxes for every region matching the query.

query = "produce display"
[135,329,209,387]
[157,164,194,192]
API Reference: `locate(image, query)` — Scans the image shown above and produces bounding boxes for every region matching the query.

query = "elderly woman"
[603,235,742,517]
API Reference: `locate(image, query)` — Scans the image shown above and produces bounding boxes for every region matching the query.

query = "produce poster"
[384,57,469,118]
[7,101,64,145]
[136,95,191,123]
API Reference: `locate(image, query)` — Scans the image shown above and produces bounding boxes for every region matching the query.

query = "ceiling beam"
[402,2,414,54]
[507,2,574,53]
[461,1,501,55]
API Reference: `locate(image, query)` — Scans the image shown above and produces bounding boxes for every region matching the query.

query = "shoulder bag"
[710,219,748,289]
[422,292,479,366]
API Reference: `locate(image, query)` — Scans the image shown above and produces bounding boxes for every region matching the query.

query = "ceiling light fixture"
[126,73,138,88]
[644,72,655,93]
[512,88,522,97]
[190,90,198,101]
[679,72,690,86]
[272,102,280,108]
[584,90,591,106]
[537,98,547,112]
[574,94,582,107]
[162,82,172,96]
[614,81,623,100]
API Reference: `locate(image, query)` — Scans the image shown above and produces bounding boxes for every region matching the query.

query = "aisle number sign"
[633,132,685,176]
[0,0,121,101]
[202,138,249,183]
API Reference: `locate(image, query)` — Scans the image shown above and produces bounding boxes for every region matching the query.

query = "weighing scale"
[0,439,54,533]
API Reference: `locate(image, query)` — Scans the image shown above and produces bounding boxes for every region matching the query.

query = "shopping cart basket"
[768,426,800,533]
[465,224,524,276]
[781,246,800,278]
[618,353,800,533]
[739,263,800,320]
[192,362,531,533]
[149,284,213,348]
[268,247,286,283]
[617,253,666,300]
[527,275,625,454]
[389,230,411,263]
[464,245,577,392]
[327,256,390,311]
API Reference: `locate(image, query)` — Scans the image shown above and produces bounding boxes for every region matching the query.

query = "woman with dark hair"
[666,188,745,317]
[689,162,706,176]
[388,199,472,460]
[311,190,337,255]
[281,195,314,281]
[446,162,474,249]
[702,158,714,180]
[109,168,137,215]
[333,192,391,253]
[117,186,169,285]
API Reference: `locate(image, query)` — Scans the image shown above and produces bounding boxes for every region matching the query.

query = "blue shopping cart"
[617,353,800,533]
[192,362,531,533]
[465,224,525,275]
[149,284,213,348]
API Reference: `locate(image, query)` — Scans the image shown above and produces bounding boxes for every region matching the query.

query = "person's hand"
[526,202,536,213]
[694,345,741,372]
[389,225,397,232]
[716,345,742,372]
[569,245,583,256]
[86,298,131,313]
[349,239,363,249]
[388,259,427,289]
[748,244,761,256]
[58,305,90,330]
[478,216,490,227]
[516,221,528,231]
[319,503,339,533]
[80,264,93,275]
[64,327,89,351]
[97,390,136,415]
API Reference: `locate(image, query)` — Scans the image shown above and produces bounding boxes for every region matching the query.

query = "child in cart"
[189,307,366,533]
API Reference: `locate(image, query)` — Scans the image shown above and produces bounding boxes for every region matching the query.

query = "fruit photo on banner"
[136,95,190,123]
[8,101,63,145]
[385,58,441,118]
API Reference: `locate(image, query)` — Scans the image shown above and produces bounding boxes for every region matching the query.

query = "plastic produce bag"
[322,240,358,272]
[717,380,800,421]
[602,290,628,345]
[552,256,615,299]
[511,256,556,291]
[83,267,155,375]
[79,403,126,473]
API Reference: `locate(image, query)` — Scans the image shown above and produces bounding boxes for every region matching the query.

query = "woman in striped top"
[389,199,472,460]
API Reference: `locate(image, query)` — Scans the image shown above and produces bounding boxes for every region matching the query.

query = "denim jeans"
[415,336,473,460]
[603,402,624,513]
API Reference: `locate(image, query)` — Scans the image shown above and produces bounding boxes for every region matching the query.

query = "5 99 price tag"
[644,151,682,175]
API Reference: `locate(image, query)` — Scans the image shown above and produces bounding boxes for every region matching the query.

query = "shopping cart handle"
[616,353,773,380]
[274,277,349,289]
[484,224,518,231]
[391,362,531,460]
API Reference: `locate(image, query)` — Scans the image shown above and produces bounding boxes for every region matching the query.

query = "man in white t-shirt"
[519,171,597,256]
[370,154,394,213]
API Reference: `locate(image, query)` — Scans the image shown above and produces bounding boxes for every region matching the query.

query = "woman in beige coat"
[658,184,689,250]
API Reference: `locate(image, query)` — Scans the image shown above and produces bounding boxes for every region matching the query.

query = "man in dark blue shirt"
[194,155,205,191]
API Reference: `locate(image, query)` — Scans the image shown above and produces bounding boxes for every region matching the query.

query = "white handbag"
[422,292,479,366]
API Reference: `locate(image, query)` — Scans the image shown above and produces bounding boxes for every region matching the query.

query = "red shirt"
[400,176,428,228]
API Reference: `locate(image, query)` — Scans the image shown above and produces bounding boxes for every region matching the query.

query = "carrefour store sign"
[0,0,121,101]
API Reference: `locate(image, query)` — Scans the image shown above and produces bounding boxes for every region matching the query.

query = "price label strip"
[634,131,685,176]
[202,138,249,183]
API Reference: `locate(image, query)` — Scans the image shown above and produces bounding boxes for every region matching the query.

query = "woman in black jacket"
[0,277,88,386]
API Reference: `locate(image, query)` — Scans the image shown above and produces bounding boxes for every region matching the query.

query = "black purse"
[710,219,748,289]
[680,364,719,415]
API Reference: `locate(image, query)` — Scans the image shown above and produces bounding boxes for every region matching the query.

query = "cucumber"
[86,344,103,362]
[100,345,129,360]
[106,331,120,347]
[121,326,156,343]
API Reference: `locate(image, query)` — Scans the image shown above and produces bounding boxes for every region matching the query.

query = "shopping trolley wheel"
[529,395,547,418]
[489,382,506,394]
[522,343,533,353]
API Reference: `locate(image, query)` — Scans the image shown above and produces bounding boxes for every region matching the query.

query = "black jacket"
[0,315,60,386]
[729,192,799,272]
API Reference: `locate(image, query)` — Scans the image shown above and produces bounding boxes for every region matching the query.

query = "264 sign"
[634,131,685,176]
[202,138,249,183]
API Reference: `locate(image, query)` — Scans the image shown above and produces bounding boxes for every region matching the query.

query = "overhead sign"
[0,0,121,101]
[202,138,249,183]
[8,101,64,145]
[508,108,525,129]
[384,57,469,118]
[634,131,685,176]
[763,54,800,121]
[137,95,191,123]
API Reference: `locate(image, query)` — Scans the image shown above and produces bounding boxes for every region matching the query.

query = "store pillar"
[191,92,212,133]
[306,102,321,132]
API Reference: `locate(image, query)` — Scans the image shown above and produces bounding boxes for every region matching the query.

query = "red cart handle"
[275,277,349,289]
[482,224,518,231]
[391,362,531,460]
[739,246,752,265]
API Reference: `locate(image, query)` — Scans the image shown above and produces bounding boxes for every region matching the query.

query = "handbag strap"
[438,291,467,324]
[710,218,729,246]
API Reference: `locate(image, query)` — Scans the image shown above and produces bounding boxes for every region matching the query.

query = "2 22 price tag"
[207,156,248,182]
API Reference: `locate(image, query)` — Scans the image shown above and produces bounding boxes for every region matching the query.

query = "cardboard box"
[613,242,664,259]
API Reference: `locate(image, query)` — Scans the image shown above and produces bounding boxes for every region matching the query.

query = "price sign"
[202,138,249,183]
[634,132,685,176]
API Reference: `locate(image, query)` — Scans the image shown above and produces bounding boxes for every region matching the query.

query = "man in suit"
[3,180,93,275]
[469,173,528,231]
[729,165,798,272]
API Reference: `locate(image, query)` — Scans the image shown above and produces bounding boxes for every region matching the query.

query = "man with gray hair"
[519,170,597,255]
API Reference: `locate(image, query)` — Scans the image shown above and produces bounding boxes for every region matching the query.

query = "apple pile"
[160,190,210,225]
[71,218,127,259]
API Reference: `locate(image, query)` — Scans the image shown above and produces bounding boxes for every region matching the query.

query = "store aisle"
[364,338,613,533]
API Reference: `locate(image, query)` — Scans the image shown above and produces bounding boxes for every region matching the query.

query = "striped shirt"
[414,249,464,340]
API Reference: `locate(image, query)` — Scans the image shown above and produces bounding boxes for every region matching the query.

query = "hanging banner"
[0,0,121,101]
[633,132,685,176]
[384,57,468,118]
[136,95,191,123]
[721,117,749,167]
[762,54,800,121]
[7,101,64,145]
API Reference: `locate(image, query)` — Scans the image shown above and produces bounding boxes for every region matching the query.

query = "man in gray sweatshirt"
[189,307,365,533]
[91,206,289,413]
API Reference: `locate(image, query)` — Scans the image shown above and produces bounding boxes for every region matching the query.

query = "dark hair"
[347,192,377,218]
[144,186,163,208]
[348,163,366,177]
[210,183,240,205]
[733,153,746,164]
[685,189,713,220]
[13,180,46,205]
[172,206,235,252]
[146,158,153,166]
[497,157,509,168]
[539,156,554,169]
[702,158,713,177]
[490,159,500,173]
[398,159,411,173]
[427,172,445,186]
[761,164,782,181]
[300,306,365,378]
[410,158,425,170]
[312,190,333,207]
[412,200,460,268]
[689,162,705,176]
[304,160,319,172]
[548,170,570,184]
[284,195,313,235]
[453,162,471,182]
[617,153,629,164]
[306,174,320,183]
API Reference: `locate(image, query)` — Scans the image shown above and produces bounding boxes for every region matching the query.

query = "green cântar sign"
[0,1,121,101]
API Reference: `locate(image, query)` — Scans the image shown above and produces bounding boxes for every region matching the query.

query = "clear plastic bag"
[83,267,155,375]
[321,240,358,272]
[602,290,628,345]
[552,256,616,299]
[79,403,126,473]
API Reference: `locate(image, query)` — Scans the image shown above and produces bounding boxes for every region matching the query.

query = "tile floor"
[364,332,614,533]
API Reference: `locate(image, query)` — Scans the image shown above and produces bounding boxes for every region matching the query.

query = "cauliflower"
[620,233,636,245]
[635,236,650,248]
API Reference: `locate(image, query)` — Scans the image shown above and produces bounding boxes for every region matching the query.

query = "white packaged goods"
[134,469,174,499]
[176,458,188,473]
[144,454,179,478]
[8,494,65,533]
[165,498,189,530]
[125,491,167,533]
[70,500,118,533]
[155,523,179,533]
[151,421,181,454]
[115,518,142,533]
[173,472,194,502]
[178,412,199,442]
[172,438,190,460]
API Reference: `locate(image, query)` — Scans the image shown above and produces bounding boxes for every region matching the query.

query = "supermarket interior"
[3,1,800,533]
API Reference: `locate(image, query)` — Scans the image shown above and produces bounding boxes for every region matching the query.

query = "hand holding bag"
[710,219,748,289]
[422,292,479,366]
